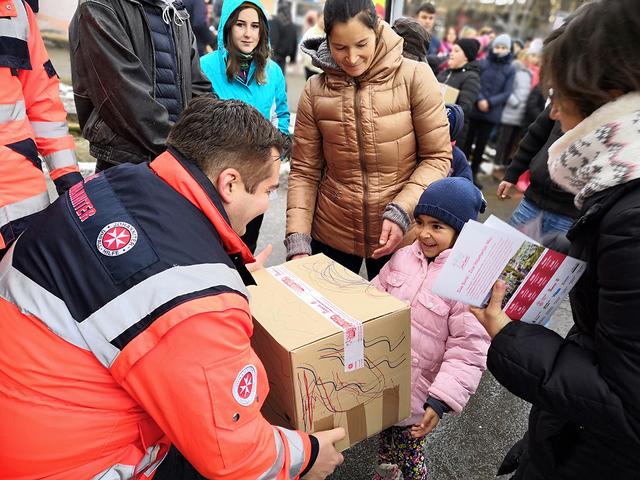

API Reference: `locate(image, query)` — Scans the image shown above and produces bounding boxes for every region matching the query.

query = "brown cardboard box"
[439,83,460,104]
[249,254,411,451]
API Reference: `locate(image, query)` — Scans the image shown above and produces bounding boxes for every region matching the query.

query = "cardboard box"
[439,83,460,104]
[249,254,411,451]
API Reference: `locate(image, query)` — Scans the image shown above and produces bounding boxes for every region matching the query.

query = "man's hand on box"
[304,428,345,479]
[246,244,273,273]
[470,280,513,339]
[411,407,439,438]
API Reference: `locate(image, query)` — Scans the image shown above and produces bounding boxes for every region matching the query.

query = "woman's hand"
[290,254,310,261]
[478,99,490,112]
[372,220,404,259]
[411,407,439,438]
[469,281,513,339]
[496,181,514,199]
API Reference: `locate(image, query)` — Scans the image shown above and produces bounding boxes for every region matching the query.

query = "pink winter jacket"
[372,241,490,426]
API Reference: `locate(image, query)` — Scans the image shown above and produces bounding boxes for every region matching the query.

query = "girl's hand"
[469,280,513,339]
[496,181,514,199]
[411,407,439,438]
[372,219,404,259]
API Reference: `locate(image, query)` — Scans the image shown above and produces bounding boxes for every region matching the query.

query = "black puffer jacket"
[488,178,640,480]
[437,61,481,147]
[503,106,579,218]
[70,0,213,168]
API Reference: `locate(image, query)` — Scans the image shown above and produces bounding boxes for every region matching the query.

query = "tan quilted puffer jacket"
[286,21,452,258]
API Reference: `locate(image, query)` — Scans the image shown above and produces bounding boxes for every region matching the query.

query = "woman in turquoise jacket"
[200,0,290,252]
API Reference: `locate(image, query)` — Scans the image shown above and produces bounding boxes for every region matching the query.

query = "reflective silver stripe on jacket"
[91,463,134,480]
[257,429,286,480]
[90,445,164,479]
[0,191,49,228]
[278,427,306,478]
[0,254,248,368]
[0,0,28,41]
[80,262,248,367]
[44,149,78,171]
[31,121,70,139]
[0,100,26,125]
[0,245,90,351]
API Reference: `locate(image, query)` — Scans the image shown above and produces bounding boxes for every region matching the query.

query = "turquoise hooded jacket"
[199,0,290,135]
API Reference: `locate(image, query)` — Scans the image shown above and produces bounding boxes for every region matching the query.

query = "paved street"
[47,44,575,480]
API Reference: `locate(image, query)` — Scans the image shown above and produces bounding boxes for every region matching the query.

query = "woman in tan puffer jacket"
[285,0,452,279]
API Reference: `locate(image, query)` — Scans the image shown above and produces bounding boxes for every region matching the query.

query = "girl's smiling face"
[415,214,457,258]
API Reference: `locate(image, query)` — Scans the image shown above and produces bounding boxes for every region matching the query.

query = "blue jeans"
[508,197,575,236]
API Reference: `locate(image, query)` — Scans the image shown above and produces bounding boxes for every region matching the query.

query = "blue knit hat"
[493,33,512,50]
[413,177,486,232]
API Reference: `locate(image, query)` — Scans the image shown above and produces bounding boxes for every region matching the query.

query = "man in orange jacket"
[0,96,344,479]
[0,0,82,254]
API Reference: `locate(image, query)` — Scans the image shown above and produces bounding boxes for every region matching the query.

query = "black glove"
[54,171,84,196]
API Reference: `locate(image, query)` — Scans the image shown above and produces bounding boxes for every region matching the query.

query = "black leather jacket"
[69,0,213,167]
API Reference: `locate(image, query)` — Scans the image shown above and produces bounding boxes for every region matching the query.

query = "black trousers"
[494,125,524,167]
[241,214,264,254]
[311,239,390,281]
[463,119,495,178]
[154,446,206,480]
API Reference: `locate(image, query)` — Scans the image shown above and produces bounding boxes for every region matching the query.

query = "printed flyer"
[432,218,586,325]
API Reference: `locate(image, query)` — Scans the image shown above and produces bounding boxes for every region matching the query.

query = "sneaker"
[372,463,404,480]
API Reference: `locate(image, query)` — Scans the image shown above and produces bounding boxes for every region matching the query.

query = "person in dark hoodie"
[392,16,430,63]
[446,104,473,181]
[462,33,515,188]
[438,38,481,149]
[269,1,298,76]
[497,105,578,238]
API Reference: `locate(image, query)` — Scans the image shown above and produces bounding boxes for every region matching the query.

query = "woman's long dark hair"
[224,3,270,85]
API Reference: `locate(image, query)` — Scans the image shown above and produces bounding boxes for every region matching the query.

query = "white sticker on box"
[267,265,364,372]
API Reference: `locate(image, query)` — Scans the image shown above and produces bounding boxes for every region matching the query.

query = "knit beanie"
[528,38,543,56]
[455,38,480,62]
[392,17,430,62]
[413,177,486,232]
[493,33,512,50]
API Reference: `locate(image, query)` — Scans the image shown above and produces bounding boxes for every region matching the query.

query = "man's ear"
[216,168,240,204]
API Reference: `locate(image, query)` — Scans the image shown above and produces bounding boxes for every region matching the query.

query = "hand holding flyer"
[431,217,586,325]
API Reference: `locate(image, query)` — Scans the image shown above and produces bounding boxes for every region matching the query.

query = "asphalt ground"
[46,44,575,480]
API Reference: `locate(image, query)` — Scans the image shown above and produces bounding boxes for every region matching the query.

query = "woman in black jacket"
[472,1,640,478]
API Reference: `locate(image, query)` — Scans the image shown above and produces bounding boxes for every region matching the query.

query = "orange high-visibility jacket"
[0,150,316,479]
[0,0,81,250]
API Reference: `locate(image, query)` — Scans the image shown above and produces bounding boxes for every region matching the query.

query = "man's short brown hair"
[167,96,285,193]
[542,0,640,118]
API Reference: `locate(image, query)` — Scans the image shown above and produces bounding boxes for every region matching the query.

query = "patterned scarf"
[548,92,640,209]
[236,52,253,83]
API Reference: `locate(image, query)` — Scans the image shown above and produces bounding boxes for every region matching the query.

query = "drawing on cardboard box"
[297,333,407,431]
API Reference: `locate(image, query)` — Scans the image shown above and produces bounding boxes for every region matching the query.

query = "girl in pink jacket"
[371,177,491,480]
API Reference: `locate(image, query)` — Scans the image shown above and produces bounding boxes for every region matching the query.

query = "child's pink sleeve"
[427,301,491,413]
[370,259,392,292]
